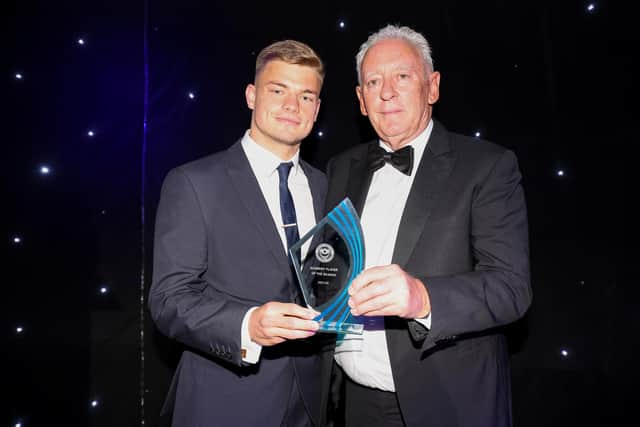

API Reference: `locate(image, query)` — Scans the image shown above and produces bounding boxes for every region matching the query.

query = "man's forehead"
[362,40,421,68]
[361,59,421,80]
[258,61,321,84]
[260,60,319,76]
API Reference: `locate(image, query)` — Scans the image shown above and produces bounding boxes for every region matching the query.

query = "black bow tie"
[367,144,414,175]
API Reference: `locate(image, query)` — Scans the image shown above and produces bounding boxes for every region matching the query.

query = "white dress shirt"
[334,120,433,392]
[239,130,317,363]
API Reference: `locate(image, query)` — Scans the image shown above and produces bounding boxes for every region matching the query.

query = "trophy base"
[317,321,364,335]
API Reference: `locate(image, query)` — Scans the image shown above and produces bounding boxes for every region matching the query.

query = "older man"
[325,25,531,427]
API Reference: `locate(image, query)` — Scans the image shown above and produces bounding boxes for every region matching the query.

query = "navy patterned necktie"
[277,162,300,261]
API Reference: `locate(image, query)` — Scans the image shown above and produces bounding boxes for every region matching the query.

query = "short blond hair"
[255,40,325,84]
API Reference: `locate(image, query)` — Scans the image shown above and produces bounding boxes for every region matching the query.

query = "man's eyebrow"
[395,65,418,72]
[265,81,288,88]
[364,65,416,77]
[266,81,318,95]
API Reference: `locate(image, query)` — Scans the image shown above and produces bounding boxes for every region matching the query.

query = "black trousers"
[344,376,405,427]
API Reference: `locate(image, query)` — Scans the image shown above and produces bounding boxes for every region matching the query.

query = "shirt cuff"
[241,307,263,364]
[414,313,432,329]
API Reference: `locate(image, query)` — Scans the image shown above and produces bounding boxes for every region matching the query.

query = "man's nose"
[380,78,397,101]
[283,94,300,112]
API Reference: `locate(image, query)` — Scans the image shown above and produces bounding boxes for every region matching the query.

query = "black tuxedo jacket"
[325,121,531,427]
[149,140,331,427]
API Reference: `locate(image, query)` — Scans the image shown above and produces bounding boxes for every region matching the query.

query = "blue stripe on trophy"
[316,220,350,321]
[315,202,353,323]
[323,212,354,324]
[332,205,362,326]
[316,199,365,330]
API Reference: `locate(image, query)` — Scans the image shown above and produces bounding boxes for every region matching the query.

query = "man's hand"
[248,302,319,346]
[348,264,431,319]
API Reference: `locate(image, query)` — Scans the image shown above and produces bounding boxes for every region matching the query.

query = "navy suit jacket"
[325,121,532,427]
[149,140,330,427]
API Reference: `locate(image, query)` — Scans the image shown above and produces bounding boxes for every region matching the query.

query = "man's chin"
[274,136,304,147]
[377,129,405,142]
[273,131,307,146]
[378,131,415,148]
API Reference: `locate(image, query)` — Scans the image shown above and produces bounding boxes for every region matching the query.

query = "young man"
[149,40,330,427]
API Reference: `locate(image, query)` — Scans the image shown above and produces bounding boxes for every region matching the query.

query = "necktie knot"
[367,144,414,175]
[277,161,294,181]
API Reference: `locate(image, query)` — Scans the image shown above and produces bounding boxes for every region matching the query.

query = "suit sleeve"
[419,150,532,348]
[148,167,250,366]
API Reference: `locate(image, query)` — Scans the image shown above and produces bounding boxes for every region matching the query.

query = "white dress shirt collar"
[241,130,301,178]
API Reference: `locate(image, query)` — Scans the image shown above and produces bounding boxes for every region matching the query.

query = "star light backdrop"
[3,0,635,426]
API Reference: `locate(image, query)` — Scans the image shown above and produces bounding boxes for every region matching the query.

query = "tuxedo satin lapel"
[346,143,376,216]
[386,123,455,370]
[224,141,291,278]
[391,123,456,268]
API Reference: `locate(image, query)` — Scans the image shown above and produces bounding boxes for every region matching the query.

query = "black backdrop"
[3,0,635,425]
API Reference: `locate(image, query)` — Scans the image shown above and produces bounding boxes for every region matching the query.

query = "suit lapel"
[386,122,456,373]
[346,143,376,216]
[392,122,456,268]
[224,141,292,278]
[300,161,326,252]
[300,161,324,223]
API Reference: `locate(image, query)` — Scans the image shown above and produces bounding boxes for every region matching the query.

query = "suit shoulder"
[173,151,227,176]
[448,131,507,155]
[159,151,233,201]
[328,142,371,166]
[163,145,238,187]
[447,131,515,165]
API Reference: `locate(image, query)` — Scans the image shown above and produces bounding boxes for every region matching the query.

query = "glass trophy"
[289,198,365,334]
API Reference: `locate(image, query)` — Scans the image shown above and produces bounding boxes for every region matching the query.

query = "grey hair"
[356,24,434,85]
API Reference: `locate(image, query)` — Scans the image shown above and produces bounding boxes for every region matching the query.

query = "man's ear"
[313,98,321,122]
[245,84,256,110]
[427,71,441,105]
[356,86,368,116]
